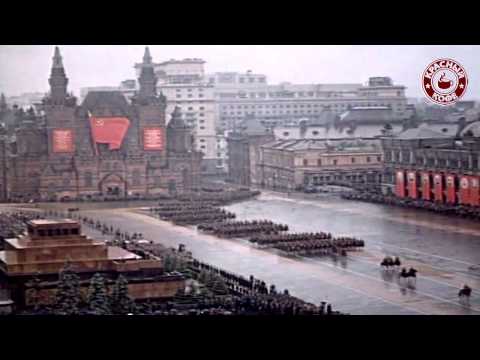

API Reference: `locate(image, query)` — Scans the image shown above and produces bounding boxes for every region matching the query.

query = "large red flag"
[421,172,431,201]
[433,173,443,202]
[407,171,418,199]
[395,170,405,198]
[459,176,470,205]
[445,174,456,204]
[89,115,130,154]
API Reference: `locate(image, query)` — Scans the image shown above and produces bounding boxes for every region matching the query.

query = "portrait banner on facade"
[446,174,456,204]
[421,172,431,201]
[395,170,405,198]
[433,173,443,202]
[143,127,164,151]
[407,171,417,199]
[459,175,470,205]
[469,176,479,206]
[52,129,74,153]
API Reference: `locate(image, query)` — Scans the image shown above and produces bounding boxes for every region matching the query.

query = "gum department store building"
[0,47,202,201]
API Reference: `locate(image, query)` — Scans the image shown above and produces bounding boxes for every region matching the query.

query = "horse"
[406,267,417,287]
[398,267,417,287]
[393,257,401,269]
[458,285,472,306]
[380,256,394,271]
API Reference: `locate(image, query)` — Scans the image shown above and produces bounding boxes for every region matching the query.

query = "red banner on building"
[421,172,431,201]
[395,170,405,198]
[143,127,164,151]
[433,173,443,202]
[446,174,456,204]
[53,129,74,153]
[407,171,418,199]
[469,176,479,206]
[459,175,470,205]
[89,115,130,154]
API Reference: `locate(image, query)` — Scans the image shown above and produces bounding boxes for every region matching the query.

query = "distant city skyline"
[1,45,479,101]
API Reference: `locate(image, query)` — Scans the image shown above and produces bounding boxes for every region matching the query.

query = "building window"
[200,126,205,130]
[317,159,322,166]
[199,139,205,142]
[351,157,356,163]
[312,131,319,136]
[199,94,204,98]
[239,78,245,83]
[333,159,338,165]
[199,106,204,110]
[303,159,308,166]
[200,145,206,149]
[199,113,204,117]
[283,132,289,137]
[176,95,181,98]
[366,156,371,163]
[188,107,193,110]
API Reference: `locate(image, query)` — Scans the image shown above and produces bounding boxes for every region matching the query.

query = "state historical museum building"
[5,47,202,201]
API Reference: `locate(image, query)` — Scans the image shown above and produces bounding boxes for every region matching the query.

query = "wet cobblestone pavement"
[5,192,480,315]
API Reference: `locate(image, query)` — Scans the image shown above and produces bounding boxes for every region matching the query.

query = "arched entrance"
[99,173,126,197]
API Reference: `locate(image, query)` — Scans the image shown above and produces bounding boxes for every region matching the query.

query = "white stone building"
[206,73,412,132]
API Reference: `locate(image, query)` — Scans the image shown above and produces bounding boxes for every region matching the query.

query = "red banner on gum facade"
[469,176,479,206]
[421,172,431,201]
[433,173,443,202]
[407,171,418,199]
[459,175,471,205]
[395,170,405,198]
[445,174,456,204]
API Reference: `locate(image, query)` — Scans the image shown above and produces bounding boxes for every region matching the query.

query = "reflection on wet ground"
[6,192,480,315]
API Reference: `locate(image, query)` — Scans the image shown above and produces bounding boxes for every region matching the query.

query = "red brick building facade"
[3,47,202,201]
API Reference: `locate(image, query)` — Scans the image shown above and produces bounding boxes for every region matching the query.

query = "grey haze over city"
[1,45,479,100]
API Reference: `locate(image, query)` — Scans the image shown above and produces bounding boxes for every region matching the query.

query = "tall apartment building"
[134,58,220,174]
[206,72,412,132]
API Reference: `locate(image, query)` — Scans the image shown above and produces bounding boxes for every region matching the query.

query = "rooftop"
[394,127,451,140]
[262,139,380,152]
[338,106,398,123]
[81,91,130,115]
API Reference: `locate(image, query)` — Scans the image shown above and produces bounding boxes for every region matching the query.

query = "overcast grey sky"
[0,45,479,99]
